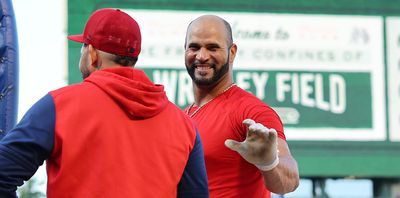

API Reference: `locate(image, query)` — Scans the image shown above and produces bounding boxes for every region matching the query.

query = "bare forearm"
[262,155,299,194]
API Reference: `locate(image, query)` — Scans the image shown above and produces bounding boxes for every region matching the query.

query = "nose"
[195,47,209,62]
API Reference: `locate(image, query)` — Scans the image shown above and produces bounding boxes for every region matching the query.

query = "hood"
[84,67,168,119]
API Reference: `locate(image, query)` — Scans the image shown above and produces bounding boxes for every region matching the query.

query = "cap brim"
[67,34,85,43]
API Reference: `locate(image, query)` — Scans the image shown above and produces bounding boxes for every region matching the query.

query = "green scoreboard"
[68,0,400,177]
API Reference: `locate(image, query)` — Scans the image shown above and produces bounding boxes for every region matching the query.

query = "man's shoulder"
[227,86,279,116]
[229,86,266,105]
[164,101,196,123]
[49,82,92,98]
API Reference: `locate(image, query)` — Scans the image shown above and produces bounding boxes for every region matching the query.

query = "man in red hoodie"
[0,8,209,198]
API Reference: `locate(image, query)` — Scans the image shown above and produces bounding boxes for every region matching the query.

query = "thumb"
[224,139,242,152]
[242,119,256,127]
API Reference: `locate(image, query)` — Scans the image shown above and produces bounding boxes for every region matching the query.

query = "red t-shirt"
[186,85,286,198]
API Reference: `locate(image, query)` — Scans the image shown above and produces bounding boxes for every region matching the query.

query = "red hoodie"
[43,67,207,197]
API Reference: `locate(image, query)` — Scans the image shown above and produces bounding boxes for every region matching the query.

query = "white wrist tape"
[255,156,279,171]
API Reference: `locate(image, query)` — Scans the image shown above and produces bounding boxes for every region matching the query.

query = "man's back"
[48,67,206,197]
[0,67,208,198]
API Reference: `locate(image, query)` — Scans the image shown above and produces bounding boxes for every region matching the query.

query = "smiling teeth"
[197,67,211,71]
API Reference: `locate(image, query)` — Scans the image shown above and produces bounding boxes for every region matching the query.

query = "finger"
[224,139,243,153]
[249,123,267,132]
[243,119,256,127]
[268,128,278,142]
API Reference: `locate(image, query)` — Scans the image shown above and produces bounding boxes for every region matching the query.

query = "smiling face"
[184,16,236,87]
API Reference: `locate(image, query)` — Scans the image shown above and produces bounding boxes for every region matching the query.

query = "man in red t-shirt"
[184,15,300,197]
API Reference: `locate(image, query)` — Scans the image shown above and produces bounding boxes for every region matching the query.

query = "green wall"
[68,0,400,178]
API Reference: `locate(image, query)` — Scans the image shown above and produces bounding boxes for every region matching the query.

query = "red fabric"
[46,67,196,198]
[67,8,141,57]
[187,85,285,198]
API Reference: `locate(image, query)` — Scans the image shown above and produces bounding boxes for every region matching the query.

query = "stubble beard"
[186,56,230,87]
[81,66,91,79]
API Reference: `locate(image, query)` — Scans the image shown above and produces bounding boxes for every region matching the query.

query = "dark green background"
[141,68,373,128]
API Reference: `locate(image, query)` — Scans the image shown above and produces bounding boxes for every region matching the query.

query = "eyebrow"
[187,43,200,47]
[205,43,220,48]
[187,42,221,48]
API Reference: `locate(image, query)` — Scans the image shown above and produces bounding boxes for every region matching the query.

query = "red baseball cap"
[68,8,141,58]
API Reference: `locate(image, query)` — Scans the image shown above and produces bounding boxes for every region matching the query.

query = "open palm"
[225,119,279,171]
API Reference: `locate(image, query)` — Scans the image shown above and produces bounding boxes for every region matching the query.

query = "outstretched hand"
[224,119,279,171]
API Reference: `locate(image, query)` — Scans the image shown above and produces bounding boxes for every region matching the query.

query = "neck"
[193,81,235,107]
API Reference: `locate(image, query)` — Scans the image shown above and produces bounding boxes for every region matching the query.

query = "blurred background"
[3,0,400,197]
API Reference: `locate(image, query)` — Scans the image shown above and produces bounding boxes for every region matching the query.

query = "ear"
[88,44,99,68]
[229,43,237,65]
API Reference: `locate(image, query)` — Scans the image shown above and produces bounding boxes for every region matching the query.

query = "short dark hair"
[222,19,233,46]
[113,55,138,67]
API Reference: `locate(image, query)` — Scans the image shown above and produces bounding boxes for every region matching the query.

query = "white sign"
[386,17,400,142]
[125,9,386,141]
